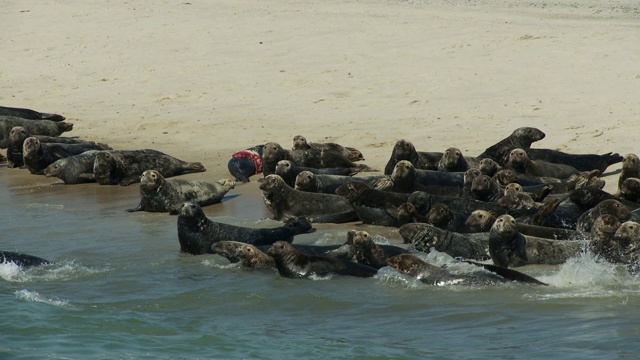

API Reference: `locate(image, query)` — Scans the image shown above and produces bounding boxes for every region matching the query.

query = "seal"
[126,170,235,214]
[0,106,65,121]
[0,250,51,268]
[617,153,640,192]
[618,178,640,204]
[258,174,357,223]
[374,160,464,196]
[93,149,206,186]
[227,144,264,183]
[570,186,640,212]
[211,241,276,269]
[525,148,623,174]
[470,175,503,202]
[424,203,470,233]
[480,127,546,165]
[262,142,374,176]
[266,241,378,279]
[479,158,503,177]
[465,210,497,233]
[294,170,384,194]
[396,202,429,226]
[275,159,361,188]
[0,116,74,148]
[177,201,312,255]
[436,147,480,172]
[506,148,581,179]
[22,136,112,175]
[465,209,577,239]
[588,214,622,263]
[350,230,409,269]
[335,180,410,226]
[489,215,528,268]
[6,126,108,168]
[615,221,640,270]
[383,139,442,175]
[576,199,631,234]
[292,135,364,162]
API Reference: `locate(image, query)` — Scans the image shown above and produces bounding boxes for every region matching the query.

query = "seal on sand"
[384,139,442,175]
[506,148,581,179]
[294,170,383,194]
[618,153,640,192]
[436,147,480,173]
[275,159,360,188]
[0,106,65,121]
[618,178,640,204]
[481,127,546,165]
[177,202,312,255]
[22,136,112,174]
[126,170,235,214]
[267,241,378,279]
[259,174,357,223]
[227,144,264,183]
[0,116,74,149]
[488,215,528,268]
[93,149,206,186]
[292,135,364,162]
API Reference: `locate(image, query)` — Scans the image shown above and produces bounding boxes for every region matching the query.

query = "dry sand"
[3,0,640,196]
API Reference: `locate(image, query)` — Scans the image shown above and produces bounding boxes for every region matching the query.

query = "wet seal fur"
[93,149,205,186]
[127,170,235,214]
[489,215,528,268]
[267,241,378,279]
[0,250,51,268]
[350,230,409,269]
[177,202,312,255]
[259,174,357,223]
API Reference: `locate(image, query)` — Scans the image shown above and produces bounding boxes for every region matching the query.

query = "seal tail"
[185,162,206,173]
[56,122,74,133]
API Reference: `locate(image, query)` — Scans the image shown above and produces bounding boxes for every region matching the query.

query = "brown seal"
[93,149,206,186]
[383,139,442,175]
[506,148,581,179]
[211,241,276,269]
[292,135,364,162]
[465,210,497,233]
[22,136,112,175]
[618,154,640,192]
[259,174,357,223]
[588,214,622,263]
[424,203,470,233]
[470,175,503,202]
[350,230,409,269]
[262,142,374,176]
[576,199,630,234]
[481,127,546,165]
[266,241,378,279]
[126,170,235,214]
[489,215,528,268]
[396,203,429,227]
[618,178,640,204]
[479,158,503,177]
[436,147,480,172]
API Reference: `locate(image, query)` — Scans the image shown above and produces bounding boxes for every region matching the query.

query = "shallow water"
[1,167,639,359]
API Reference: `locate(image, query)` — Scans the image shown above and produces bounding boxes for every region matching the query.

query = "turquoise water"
[1,168,639,359]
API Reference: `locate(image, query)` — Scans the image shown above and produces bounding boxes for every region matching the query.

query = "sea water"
[1,168,639,359]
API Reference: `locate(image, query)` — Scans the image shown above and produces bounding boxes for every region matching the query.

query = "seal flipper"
[464,260,548,285]
[126,202,145,212]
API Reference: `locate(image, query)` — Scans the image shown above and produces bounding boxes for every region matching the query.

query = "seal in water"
[212,241,276,269]
[350,230,409,269]
[489,215,528,268]
[126,170,235,214]
[266,241,378,279]
[259,174,357,223]
[227,144,264,183]
[0,116,74,148]
[0,106,65,121]
[22,137,112,174]
[176,202,312,255]
[261,142,375,176]
[292,135,364,162]
[588,214,622,263]
[383,139,442,175]
[93,149,205,186]
[506,148,581,179]
[0,251,51,268]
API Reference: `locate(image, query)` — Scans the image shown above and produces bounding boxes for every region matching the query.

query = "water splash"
[0,260,107,283]
[14,289,70,307]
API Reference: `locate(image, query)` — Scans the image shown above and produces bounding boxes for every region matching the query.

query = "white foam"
[14,289,69,307]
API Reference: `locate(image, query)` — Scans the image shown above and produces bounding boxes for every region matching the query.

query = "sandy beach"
[3,0,640,192]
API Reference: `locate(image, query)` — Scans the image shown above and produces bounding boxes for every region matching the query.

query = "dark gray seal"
[576,199,631,234]
[335,180,410,227]
[436,147,480,172]
[350,230,409,269]
[227,144,264,183]
[480,127,546,165]
[588,214,622,263]
[294,170,384,194]
[266,241,378,279]
[525,148,623,174]
[479,158,503,177]
[126,170,235,214]
[93,149,206,186]
[22,136,112,175]
[275,159,360,188]
[618,178,640,204]
[506,148,581,179]
[489,215,528,268]
[384,139,442,175]
[177,201,312,255]
[617,154,640,192]
[0,116,73,148]
[374,160,464,196]
[470,174,503,202]
[0,106,65,121]
[0,250,51,268]
[262,142,374,176]
[292,135,364,162]
[258,174,357,223]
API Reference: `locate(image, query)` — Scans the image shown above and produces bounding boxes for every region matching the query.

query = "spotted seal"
[0,116,74,148]
[489,215,528,268]
[22,137,112,175]
[436,147,480,172]
[292,135,364,162]
[93,149,206,186]
[383,139,442,175]
[588,214,622,263]
[470,175,503,202]
[211,241,276,269]
[506,148,581,179]
[227,144,264,183]
[350,230,409,269]
[294,170,384,194]
[266,241,378,279]
[177,202,312,255]
[126,170,235,214]
[479,158,503,177]
[275,159,361,188]
[576,199,631,234]
[258,174,357,223]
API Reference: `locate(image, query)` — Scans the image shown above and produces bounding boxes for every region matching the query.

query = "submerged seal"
[93,149,206,186]
[227,144,264,183]
[211,241,276,269]
[350,230,409,269]
[177,202,312,255]
[126,170,235,214]
[266,241,378,279]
